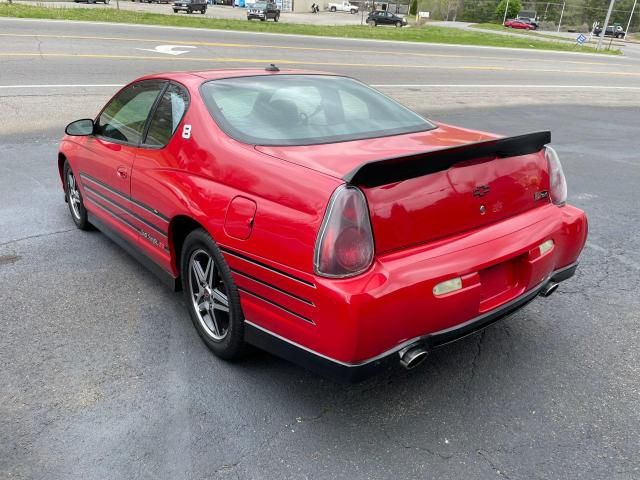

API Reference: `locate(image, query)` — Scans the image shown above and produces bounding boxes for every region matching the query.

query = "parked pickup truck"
[328,1,358,13]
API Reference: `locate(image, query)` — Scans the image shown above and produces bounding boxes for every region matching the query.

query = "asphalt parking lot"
[1,18,640,480]
[18,0,368,25]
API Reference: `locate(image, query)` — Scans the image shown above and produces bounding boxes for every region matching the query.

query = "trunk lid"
[256,124,551,253]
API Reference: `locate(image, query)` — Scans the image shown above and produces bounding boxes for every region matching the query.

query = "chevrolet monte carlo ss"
[58,68,587,382]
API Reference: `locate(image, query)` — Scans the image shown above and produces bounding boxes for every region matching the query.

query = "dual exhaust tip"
[399,344,429,370]
[399,280,560,370]
[539,281,559,298]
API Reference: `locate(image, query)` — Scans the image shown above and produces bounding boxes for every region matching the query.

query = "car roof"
[136,68,337,83]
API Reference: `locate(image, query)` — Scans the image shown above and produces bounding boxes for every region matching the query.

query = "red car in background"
[58,68,587,382]
[504,18,536,30]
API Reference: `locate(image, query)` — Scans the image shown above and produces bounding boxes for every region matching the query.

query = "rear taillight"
[314,186,374,278]
[545,146,567,206]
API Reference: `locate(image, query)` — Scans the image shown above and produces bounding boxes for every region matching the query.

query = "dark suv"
[366,10,407,27]
[593,25,626,38]
[173,0,207,14]
[247,1,280,21]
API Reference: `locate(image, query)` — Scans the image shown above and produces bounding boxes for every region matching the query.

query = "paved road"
[1,18,640,480]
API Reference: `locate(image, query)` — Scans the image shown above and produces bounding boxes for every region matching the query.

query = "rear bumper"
[236,203,587,381]
[244,262,578,383]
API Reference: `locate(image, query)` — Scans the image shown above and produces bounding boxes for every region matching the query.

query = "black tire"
[274,13,279,21]
[330,6,336,11]
[174,8,178,11]
[367,19,376,26]
[187,7,192,13]
[350,8,356,13]
[181,229,245,360]
[201,7,206,13]
[395,21,402,27]
[63,161,90,231]
[260,17,265,20]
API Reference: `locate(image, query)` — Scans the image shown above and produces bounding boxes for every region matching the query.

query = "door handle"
[116,166,128,179]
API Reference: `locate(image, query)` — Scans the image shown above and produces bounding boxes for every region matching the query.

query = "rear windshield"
[200,75,436,146]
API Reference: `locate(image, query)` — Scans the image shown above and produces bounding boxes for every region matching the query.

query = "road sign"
[576,34,587,45]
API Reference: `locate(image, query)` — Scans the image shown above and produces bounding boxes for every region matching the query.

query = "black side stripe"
[231,269,314,307]
[83,184,167,237]
[237,287,315,325]
[86,193,170,252]
[220,247,315,288]
[79,172,169,223]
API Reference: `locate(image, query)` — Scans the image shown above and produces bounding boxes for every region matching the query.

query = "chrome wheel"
[67,171,81,220]
[188,249,230,341]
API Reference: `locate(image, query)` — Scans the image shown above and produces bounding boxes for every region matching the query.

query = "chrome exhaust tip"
[539,281,559,298]
[399,344,428,370]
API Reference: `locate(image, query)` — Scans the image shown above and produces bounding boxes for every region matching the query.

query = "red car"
[504,19,535,30]
[59,68,587,382]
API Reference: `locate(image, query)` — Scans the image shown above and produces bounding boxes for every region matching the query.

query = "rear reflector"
[539,239,554,255]
[433,277,463,296]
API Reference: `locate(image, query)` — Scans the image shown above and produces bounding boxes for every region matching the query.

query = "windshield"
[200,75,435,146]
[252,2,267,7]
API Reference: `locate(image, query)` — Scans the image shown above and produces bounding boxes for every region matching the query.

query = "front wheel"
[63,161,90,230]
[367,19,376,26]
[350,8,356,13]
[330,6,336,11]
[395,21,402,27]
[274,13,279,21]
[201,7,206,13]
[174,8,178,11]
[181,229,245,360]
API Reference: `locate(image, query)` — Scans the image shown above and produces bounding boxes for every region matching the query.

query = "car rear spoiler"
[343,130,551,188]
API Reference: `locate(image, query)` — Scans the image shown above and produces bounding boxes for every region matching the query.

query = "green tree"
[495,0,521,21]
[409,0,418,16]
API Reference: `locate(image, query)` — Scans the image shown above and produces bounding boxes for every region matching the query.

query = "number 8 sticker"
[182,124,192,139]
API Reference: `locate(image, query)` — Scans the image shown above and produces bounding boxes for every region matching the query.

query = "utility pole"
[557,1,565,32]
[626,0,637,36]
[597,0,616,50]
[502,0,510,24]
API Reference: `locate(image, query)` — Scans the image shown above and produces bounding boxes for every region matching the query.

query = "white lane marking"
[0,84,123,89]
[2,83,640,91]
[372,84,640,90]
[586,242,640,270]
[135,45,196,56]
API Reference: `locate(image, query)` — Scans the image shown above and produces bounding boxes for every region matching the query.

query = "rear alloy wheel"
[63,161,90,230]
[181,229,245,359]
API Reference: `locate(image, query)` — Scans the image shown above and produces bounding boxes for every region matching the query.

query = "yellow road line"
[2,52,640,77]
[0,32,632,68]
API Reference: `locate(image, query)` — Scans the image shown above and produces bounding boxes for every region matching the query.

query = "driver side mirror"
[65,119,95,136]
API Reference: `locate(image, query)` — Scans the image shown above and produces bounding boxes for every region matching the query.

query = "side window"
[96,80,165,144]
[144,83,190,147]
